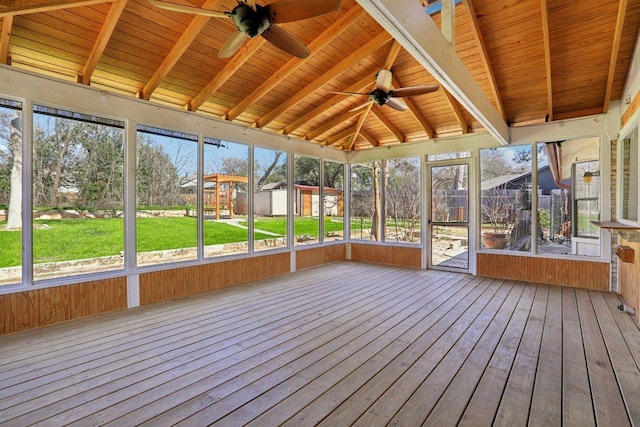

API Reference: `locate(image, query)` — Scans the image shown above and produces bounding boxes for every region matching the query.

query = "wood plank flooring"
[1,261,639,426]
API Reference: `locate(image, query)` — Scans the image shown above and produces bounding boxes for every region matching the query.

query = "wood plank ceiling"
[0,0,639,151]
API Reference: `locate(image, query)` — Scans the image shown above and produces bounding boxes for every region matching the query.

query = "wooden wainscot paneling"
[140,253,290,305]
[477,253,610,290]
[350,243,422,269]
[618,237,639,324]
[0,277,127,336]
[296,244,346,271]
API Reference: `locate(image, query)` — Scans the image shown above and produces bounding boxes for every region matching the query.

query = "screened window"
[537,138,600,256]
[294,155,320,245]
[32,105,125,280]
[0,99,23,286]
[480,146,532,251]
[203,139,249,257]
[253,147,288,251]
[350,161,382,241]
[573,161,600,238]
[136,126,197,266]
[385,157,421,244]
[323,161,344,242]
[621,126,638,222]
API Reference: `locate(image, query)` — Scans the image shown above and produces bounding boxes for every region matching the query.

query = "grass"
[0,216,348,268]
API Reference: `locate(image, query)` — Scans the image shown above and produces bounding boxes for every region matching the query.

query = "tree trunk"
[6,111,22,230]
[370,161,382,241]
[51,122,74,207]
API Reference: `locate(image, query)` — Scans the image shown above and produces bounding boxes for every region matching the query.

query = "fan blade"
[328,90,370,96]
[261,25,310,58]
[386,98,408,111]
[349,100,373,112]
[148,0,229,18]
[218,30,248,58]
[268,0,341,23]
[239,0,257,11]
[391,84,439,97]
[376,69,393,92]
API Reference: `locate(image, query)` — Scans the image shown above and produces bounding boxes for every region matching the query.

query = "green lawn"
[0,216,348,268]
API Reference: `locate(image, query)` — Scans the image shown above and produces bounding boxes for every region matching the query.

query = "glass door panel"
[429,164,470,271]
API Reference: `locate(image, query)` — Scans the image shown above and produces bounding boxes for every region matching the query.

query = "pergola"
[203,173,249,220]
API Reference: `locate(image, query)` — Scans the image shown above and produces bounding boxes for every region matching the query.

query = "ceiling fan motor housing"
[231,4,270,38]
[370,88,390,106]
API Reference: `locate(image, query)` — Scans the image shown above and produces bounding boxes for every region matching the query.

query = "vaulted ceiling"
[1,0,639,151]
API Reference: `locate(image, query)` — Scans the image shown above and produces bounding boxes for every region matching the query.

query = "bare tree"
[256,151,284,188]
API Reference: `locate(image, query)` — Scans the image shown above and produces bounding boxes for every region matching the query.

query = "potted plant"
[481,184,517,249]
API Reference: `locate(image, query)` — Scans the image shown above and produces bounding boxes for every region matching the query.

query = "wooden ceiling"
[1,0,639,151]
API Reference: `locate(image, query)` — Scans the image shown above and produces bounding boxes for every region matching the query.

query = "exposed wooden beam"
[371,107,405,142]
[540,0,553,121]
[441,0,454,45]
[553,106,604,121]
[347,103,373,151]
[404,97,434,138]
[0,16,13,65]
[283,71,377,135]
[225,5,365,122]
[187,38,266,112]
[137,0,222,99]
[463,0,504,120]
[256,31,393,129]
[621,90,640,128]
[357,0,509,145]
[603,0,627,113]
[305,108,364,141]
[444,89,468,133]
[383,40,402,70]
[391,76,434,138]
[324,126,355,147]
[0,0,111,16]
[77,0,127,85]
[360,129,380,147]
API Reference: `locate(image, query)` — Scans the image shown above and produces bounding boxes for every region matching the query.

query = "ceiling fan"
[331,69,439,111]
[148,0,341,58]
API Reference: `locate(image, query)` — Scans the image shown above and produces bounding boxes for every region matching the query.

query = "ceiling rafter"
[187,37,266,112]
[0,0,111,16]
[360,129,379,147]
[324,126,355,147]
[0,16,12,65]
[540,0,553,121]
[225,5,365,122]
[443,89,468,133]
[77,0,127,85]
[256,30,393,129]
[347,102,373,150]
[463,0,504,120]
[305,108,364,141]
[283,71,377,135]
[138,0,223,100]
[390,76,434,138]
[603,0,627,113]
[371,107,405,142]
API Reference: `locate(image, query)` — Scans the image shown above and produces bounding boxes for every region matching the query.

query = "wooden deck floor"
[1,262,639,426]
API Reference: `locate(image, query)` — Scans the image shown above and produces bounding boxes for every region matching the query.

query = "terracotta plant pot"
[482,232,508,249]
